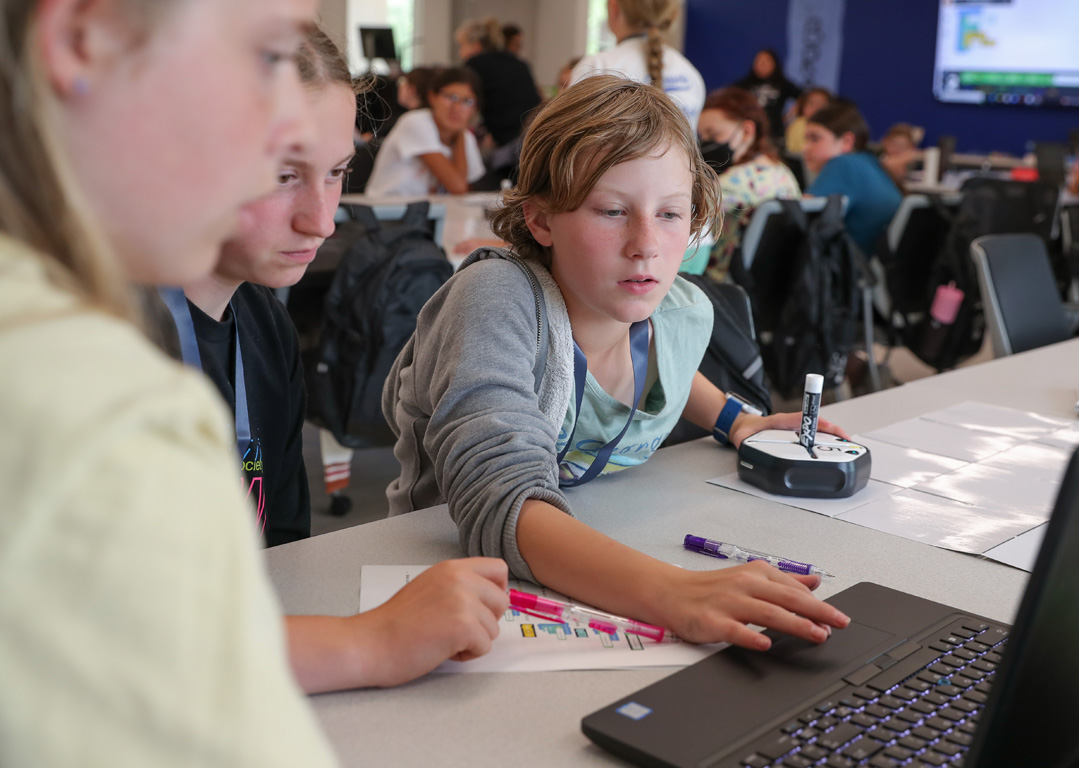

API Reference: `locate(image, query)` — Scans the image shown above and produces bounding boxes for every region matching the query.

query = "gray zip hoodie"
[382,250,575,580]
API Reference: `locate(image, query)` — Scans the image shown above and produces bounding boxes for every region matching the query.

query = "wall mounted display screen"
[934,0,1079,107]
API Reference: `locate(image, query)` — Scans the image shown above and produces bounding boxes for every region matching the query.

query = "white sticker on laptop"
[616,701,653,720]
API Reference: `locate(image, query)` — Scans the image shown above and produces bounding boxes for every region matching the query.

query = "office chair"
[971,233,1078,357]
[875,192,963,325]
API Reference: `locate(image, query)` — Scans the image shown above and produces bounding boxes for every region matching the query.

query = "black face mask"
[700,141,732,172]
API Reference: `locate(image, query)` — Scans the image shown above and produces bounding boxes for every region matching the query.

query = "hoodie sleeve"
[384,258,572,581]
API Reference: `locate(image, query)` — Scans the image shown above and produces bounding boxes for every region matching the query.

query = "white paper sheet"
[706,474,898,517]
[912,462,1059,518]
[919,401,1070,439]
[862,417,1020,463]
[979,442,1072,484]
[1037,424,1079,449]
[852,436,968,488]
[836,489,1046,554]
[358,565,720,673]
[982,524,1049,572]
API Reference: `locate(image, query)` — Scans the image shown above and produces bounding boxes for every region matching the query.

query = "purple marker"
[799,373,824,457]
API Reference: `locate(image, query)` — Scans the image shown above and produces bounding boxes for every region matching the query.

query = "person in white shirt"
[570,0,705,129]
[367,67,486,196]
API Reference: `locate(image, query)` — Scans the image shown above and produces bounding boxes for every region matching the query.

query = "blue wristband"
[713,397,744,446]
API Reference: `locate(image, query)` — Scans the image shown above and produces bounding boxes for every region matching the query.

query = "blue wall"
[685,0,1079,156]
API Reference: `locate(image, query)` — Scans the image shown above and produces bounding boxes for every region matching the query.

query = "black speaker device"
[737,430,872,498]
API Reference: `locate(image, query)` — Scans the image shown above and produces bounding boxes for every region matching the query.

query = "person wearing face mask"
[697,87,801,281]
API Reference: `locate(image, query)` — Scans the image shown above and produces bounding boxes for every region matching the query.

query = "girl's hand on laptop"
[653,561,850,650]
[729,411,849,449]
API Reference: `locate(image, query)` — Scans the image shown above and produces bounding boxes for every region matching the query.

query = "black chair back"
[972,233,1071,357]
[732,197,838,335]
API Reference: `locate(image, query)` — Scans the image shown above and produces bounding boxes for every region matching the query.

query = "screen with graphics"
[934,0,1079,107]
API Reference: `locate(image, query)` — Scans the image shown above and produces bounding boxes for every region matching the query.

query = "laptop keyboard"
[738,619,1008,768]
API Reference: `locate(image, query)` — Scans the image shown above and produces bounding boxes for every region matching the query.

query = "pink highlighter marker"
[507,589,676,642]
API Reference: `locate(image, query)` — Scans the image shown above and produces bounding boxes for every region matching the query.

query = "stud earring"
[72,77,90,97]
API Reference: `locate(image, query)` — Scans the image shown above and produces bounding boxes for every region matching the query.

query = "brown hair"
[616,0,679,87]
[701,86,777,165]
[456,16,503,53]
[795,87,831,117]
[297,26,358,94]
[491,74,720,267]
[427,67,482,110]
[808,100,870,152]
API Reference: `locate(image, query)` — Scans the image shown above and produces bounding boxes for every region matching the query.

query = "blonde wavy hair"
[616,0,679,87]
[491,74,721,269]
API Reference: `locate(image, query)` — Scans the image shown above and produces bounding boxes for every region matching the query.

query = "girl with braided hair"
[570,0,705,128]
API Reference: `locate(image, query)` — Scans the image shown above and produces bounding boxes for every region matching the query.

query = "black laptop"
[582,447,1079,768]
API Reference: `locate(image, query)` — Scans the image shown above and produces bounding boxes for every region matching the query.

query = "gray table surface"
[267,339,1079,767]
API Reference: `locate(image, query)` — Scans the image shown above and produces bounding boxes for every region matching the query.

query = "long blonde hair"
[616,0,679,87]
[0,2,148,319]
[491,74,720,268]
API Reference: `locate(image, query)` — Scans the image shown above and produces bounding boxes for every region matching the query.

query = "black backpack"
[308,201,453,447]
[905,178,1058,370]
[763,195,872,400]
[663,276,772,446]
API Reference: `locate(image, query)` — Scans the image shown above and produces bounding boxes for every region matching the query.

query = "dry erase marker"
[800,373,824,457]
[507,589,676,642]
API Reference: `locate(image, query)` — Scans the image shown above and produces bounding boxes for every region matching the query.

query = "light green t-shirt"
[556,277,713,482]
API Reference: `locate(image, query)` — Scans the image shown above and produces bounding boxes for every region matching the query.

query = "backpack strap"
[460,248,548,395]
[779,198,808,232]
[341,203,381,231]
[401,200,432,230]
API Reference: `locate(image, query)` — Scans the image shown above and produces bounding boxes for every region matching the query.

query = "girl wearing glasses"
[367,67,486,196]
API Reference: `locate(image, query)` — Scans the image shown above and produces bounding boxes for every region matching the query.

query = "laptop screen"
[966,446,1079,768]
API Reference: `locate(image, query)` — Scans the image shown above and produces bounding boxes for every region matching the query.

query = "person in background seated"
[804,101,902,257]
[457,16,542,154]
[366,67,486,196]
[571,0,705,129]
[734,48,802,146]
[879,122,922,192]
[785,87,831,155]
[697,87,801,281]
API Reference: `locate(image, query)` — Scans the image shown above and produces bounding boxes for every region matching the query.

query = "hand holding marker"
[507,589,676,642]
[684,535,834,578]
[800,373,824,457]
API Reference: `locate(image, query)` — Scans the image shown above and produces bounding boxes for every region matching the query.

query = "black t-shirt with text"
[167,283,311,546]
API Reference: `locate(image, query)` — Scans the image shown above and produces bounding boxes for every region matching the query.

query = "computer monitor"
[358,27,397,62]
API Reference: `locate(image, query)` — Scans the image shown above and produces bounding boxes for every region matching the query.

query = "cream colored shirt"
[0,236,337,766]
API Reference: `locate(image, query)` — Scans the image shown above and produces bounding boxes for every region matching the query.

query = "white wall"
[534,0,588,90]
[413,0,453,66]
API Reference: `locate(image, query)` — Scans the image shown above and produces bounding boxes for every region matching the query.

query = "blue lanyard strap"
[557,320,650,488]
[158,287,251,454]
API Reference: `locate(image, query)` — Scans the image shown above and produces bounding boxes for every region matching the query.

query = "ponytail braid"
[644,26,664,87]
